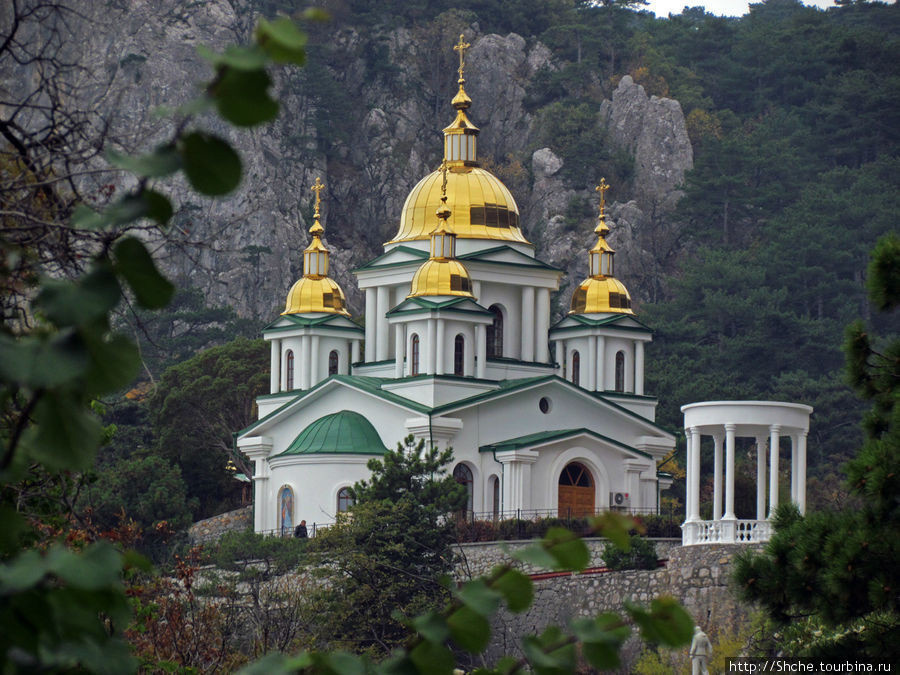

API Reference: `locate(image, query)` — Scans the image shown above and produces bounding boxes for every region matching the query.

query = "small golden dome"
[390,166,529,244]
[569,276,633,315]
[408,258,474,298]
[283,276,350,315]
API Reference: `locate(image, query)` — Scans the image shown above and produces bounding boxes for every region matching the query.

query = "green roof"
[274,410,388,457]
[549,313,653,334]
[479,427,651,459]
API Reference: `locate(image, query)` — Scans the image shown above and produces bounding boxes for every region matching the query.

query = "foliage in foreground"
[734,234,900,660]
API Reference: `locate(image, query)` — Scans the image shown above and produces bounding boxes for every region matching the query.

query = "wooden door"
[558,462,595,517]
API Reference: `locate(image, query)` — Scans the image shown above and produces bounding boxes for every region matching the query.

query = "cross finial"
[311,177,325,219]
[440,159,449,198]
[453,34,470,82]
[595,178,610,217]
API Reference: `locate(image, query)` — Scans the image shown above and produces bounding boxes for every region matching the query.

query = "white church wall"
[478,283,521,359]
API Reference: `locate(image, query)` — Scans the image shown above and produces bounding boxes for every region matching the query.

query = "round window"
[539,397,552,414]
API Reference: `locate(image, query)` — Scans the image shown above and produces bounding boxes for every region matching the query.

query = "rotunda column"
[756,435,767,521]
[521,286,535,362]
[768,425,781,518]
[376,286,390,362]
[536,288,550,363]
[364,289,376,362]
[634,341,645,395]
[724,423,737,520]
[798,431,808,515]
[689,426,701,522]
[712,433,723,520]
[791,434,798,504]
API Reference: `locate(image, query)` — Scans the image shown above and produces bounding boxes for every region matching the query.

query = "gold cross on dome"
[453,34,470,81]
[311,177,325,217]
[440,159,449,197]
[595,178,610,215]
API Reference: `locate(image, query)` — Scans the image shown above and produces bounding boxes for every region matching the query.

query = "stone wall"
[188,505,253,544]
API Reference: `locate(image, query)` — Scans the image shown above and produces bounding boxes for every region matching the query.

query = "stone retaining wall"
[188,505,253,544]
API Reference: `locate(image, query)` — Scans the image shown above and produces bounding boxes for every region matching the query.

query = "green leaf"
[571,614,630,670]
[0,550,47,592]
[447,605,491,653]
[113,236,174,309]
[179,132,242,196]
[590,511,636,550]
[522,627,576,675]
[143,189,173,224]
[410,640,455,675]
[0,507,26,555]
[70,204,107,230]
[198,44,268,70]
[411,610,450,644]
[626,596,694,647]
[493,568,534,613]
[238,652,313,675]
[47,541,122,591]
[213,68,279,127]
[0,331,89,388]
[82,332,140,396]
[457,578,502,617]
[544,527,590,571]
[107,146,181,177]
[28,392,103,470]
[36,264,121,327]
[255,17,307,65]
[513,543,558,570]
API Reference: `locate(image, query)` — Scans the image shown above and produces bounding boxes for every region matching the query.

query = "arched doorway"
[558,462,594,518]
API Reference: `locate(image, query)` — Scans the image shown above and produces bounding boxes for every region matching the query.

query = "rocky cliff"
[28,0,693,320]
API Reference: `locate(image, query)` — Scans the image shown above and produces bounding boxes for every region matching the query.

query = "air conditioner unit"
[610,491,631,508]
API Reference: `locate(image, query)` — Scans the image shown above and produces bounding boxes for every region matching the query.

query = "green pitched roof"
[274,410,388,457]
[479,427,651,459]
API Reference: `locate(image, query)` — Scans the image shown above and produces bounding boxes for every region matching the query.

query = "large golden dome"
[390,166,529,244]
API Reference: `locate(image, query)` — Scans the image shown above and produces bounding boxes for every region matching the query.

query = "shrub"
[603,535,658,570]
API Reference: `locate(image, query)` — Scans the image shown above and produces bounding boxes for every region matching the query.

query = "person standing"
[294,519,308,538]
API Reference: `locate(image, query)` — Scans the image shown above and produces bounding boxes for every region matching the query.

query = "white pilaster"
[536,288,550,362]
[464,330,475,377]
[521,286,535,362]
[376,286,389,361]
[768,425,780,518]
[475,324,486,379]
[300,335,311,390]
[351,340,360,369]
[394,324,405,378]
[756,435,767,520]
[689,426,701,521]
[797,431,807,515]
[596,336,606,390]
[309,335,319,386]
[236,436,272,533]
[496,449,539,512]
[712,434,723,521]
[270,339,280,393]
[724,423,737,520]
[364,289,376,362]
[634,341,645,396]
[472,280,481,300]
[427,318,436,375]
[435,319,445,375]
[280,347,289,391]
[587,335,597,391]
[790,434,798,503]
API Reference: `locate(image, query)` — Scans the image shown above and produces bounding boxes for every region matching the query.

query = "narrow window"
[615,351,625,392]
[411,334,420,376]
[286,350,295,390]
[328,349,339,376]
[571,350,580,386]
[454,464,474,515]
[454,334,465,376]
[337,487,354,513]
[487,305,503,358]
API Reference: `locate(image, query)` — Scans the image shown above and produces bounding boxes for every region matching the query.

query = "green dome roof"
[276,410,388,457]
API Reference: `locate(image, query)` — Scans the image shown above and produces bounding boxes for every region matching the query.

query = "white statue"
[690,625,712,675]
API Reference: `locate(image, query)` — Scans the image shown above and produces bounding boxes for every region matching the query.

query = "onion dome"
[409,162,475,298]
[277,410,388,456]
[388,35,529,245]
[569,179,634,315]
[282,178,351,316]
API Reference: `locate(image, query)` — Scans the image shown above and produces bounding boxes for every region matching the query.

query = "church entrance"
[558,462,595,518]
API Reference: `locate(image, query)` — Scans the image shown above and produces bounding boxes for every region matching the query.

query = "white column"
[376,286,389,361]
[252,458,268,532]
[364,289,376,362]
[724,423,737,520]
[435,319,445,375]
[309,335,319,386]
[712,434,723,521]
[587,336,597,391]
[280,346,289,391]
[521,286,535,362]
[464,329,475,377]
[299,336,311,390]
[558,340,567,378]
[427,318,436,375]
[756,435,767,520]
[595,335,609,391]
[634,341,645,395]
[270,339,280,393]
[394,324,405,378]
[768,425,781,518]
[536,288,550,362]
[496,450,539,512]
[797,431,808,515]
[790,434,798,503]
[475,324,486,379]
[351,340,360,370]
[689,426,701,521]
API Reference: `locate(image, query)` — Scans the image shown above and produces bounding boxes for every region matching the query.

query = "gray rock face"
[11,3,693,320]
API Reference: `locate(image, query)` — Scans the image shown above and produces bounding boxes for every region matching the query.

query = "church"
[237,36,676,535]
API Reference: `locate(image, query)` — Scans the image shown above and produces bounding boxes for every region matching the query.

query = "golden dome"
[408,258,474,298]
[283,276,350,315]
[282,177,351,316]
[569,276,633,315]
[390,166,529,244]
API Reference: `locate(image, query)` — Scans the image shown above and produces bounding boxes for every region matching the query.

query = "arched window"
[279,486,294,535]
[453,463,474,515]
[337,487,354,513]
[571,350,580,386]
[487,305,503,358]
[285,350,295,390]
[615,351,625,392]
[328,349,339,376]
[410,334,420,376]
[454,334,465,376]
